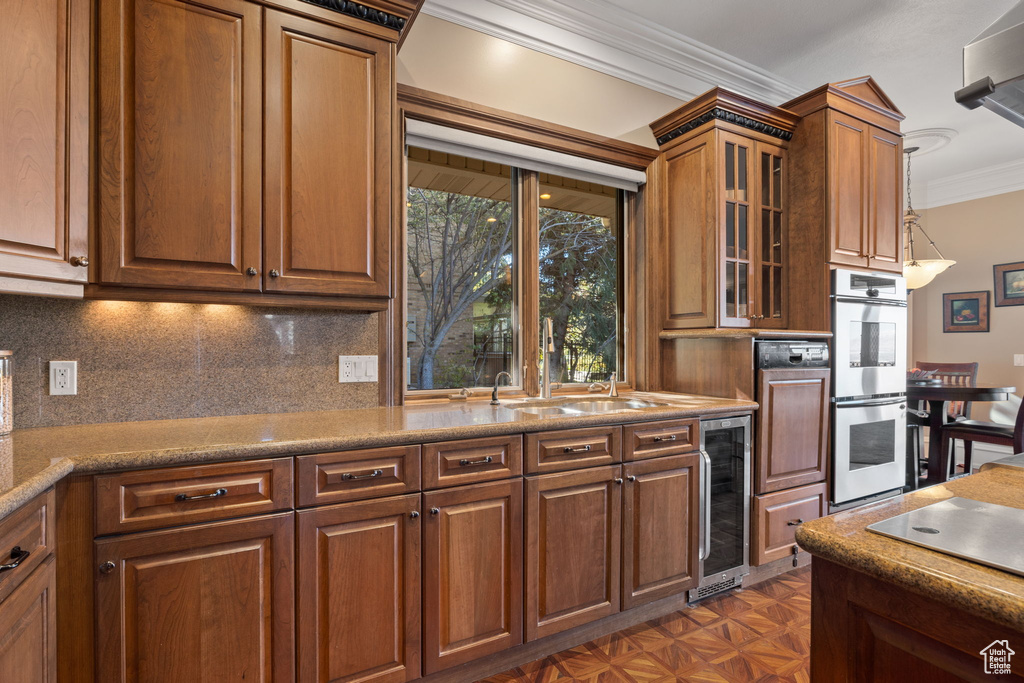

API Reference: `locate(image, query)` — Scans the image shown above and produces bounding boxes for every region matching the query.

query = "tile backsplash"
[0,295,379,428]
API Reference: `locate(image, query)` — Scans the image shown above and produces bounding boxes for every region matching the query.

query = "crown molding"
[920,158,1024,209]
[420,0,804,105]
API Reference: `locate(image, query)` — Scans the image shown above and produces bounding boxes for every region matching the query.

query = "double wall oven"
[831,269,908,506]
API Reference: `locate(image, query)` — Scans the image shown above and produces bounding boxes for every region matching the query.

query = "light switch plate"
[338,355,378,383]
[1014,354,1024,367]
[49,360,78,395]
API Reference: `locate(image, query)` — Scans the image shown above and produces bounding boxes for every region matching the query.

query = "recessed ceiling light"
[540,193,551,200]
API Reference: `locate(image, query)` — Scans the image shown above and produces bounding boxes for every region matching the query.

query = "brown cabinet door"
[297,495,420,683]
[422,479,522,673]
[755,368,830,494]
[264,11,391,298]
[525,466,621,641]
[867,127,903,273]
[0,558,56,683]
[752,483,827,566]
[97,0,262,291]
[621,454,699,609]
[0,0,89,285]
[827,111,869,268]
[95,513,295,683]
[717,131,755,327]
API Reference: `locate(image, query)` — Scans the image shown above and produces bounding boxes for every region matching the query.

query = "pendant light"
[903,146,955,290]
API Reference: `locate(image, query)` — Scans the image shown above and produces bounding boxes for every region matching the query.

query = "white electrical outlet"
[49,361,78,395]
[1015,354,1024,367]
[338,355,378,383]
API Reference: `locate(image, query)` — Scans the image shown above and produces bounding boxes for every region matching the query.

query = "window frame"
[391,86,658,405]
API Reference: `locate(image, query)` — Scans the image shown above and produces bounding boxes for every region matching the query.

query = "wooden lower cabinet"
[756,368,830,494]
[752,483,827,566]
[0,558,56,683]
[525,466,621,641]
[297,494,421,683]
[621,455,700,609]
[423,479,523,674]
[94,512,295,683]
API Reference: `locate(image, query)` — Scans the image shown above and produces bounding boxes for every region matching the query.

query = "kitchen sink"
[506,397,667,415]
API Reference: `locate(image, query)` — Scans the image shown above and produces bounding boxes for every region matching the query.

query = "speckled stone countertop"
[0,392,756,521]
[796,467,1024,632]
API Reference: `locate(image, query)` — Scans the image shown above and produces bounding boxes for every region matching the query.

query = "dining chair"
[916,361,979,476]
[938,397,1024,476]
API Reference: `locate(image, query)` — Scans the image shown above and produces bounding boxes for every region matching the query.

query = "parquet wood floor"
[476,566,811,683]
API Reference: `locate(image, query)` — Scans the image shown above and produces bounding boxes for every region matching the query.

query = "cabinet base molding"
[84,285,388,311]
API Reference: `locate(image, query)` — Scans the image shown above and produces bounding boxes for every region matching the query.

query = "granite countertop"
[0,391,756,521]
[796,467,1024,632]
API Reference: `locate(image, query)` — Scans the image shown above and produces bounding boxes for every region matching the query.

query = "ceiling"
[422,0,1024,207]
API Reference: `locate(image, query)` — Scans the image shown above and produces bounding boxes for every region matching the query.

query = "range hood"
[955,0,1024,127]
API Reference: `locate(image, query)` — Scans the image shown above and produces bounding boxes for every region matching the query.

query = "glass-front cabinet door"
[756,142,786,328]
[720,133,753,327]
[718,132,787,328]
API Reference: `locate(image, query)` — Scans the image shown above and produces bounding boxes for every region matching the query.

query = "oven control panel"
[756,341,830,369]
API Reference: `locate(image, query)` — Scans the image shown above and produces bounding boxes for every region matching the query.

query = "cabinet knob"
[409,511,420,519]
[269,269,280,278]
[430,507,440,515]
[99,561,115,574]
[626,475,637,483]
[614,477,624,485]
[246,267,257,276]
[70,256,89,267]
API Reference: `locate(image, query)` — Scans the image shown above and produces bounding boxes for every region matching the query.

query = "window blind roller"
[405,119,647,192]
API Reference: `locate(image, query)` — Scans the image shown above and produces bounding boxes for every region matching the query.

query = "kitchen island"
[797,460,1024,681]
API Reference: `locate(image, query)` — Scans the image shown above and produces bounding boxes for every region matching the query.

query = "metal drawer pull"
[563,444,592,454]
[459,455,493,467]
[341,469,383,481]
[787,518,805,526]
[175,487,228,502]
[653,434,677,442]
[0,547,29,572]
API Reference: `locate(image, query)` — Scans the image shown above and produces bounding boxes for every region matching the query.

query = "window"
[405,146,628,394]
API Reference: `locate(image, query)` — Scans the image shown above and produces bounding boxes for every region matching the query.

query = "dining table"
[907,382,1017,485]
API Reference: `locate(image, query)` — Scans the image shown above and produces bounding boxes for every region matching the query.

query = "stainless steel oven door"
[833,298,907,398]
[833,396,907,504]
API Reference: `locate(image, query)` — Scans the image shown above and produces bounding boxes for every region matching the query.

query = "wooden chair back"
[916,361,979,419]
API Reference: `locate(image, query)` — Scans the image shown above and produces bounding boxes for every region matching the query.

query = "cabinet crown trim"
[297,0,406,30]
[656,108,794,146]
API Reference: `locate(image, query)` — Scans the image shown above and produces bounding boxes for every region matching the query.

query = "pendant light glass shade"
[902,149,954,290]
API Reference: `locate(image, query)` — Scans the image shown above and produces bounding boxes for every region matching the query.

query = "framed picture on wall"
[994,261,1024,307]
[942,291,990,333]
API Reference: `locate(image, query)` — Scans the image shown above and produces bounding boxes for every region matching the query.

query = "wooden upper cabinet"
[651,89,798,330]
[297,494,420,683]
[264,10,392,298]
[828,111,870,267]
[95,513,295,683]
[868,127,902,272]
[97,0,263,291]
[0,0,89,284]
[755,368,830,494]
[422,479,523,674]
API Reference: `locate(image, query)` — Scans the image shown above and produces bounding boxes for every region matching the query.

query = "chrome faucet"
[490,371,512,405]
[541,318,555,399]
[588,372,619,397]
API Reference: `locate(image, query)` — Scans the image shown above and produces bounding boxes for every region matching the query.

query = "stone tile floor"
[476,566,811,682]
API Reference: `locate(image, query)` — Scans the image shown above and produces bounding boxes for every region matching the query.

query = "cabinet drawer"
[623,418,698,460]
[423,435,521,489]
[525,426,622,474]
[95,459,294,535]
[752,483,827,566]
[0,489,53,604]
[296,445,420,507]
